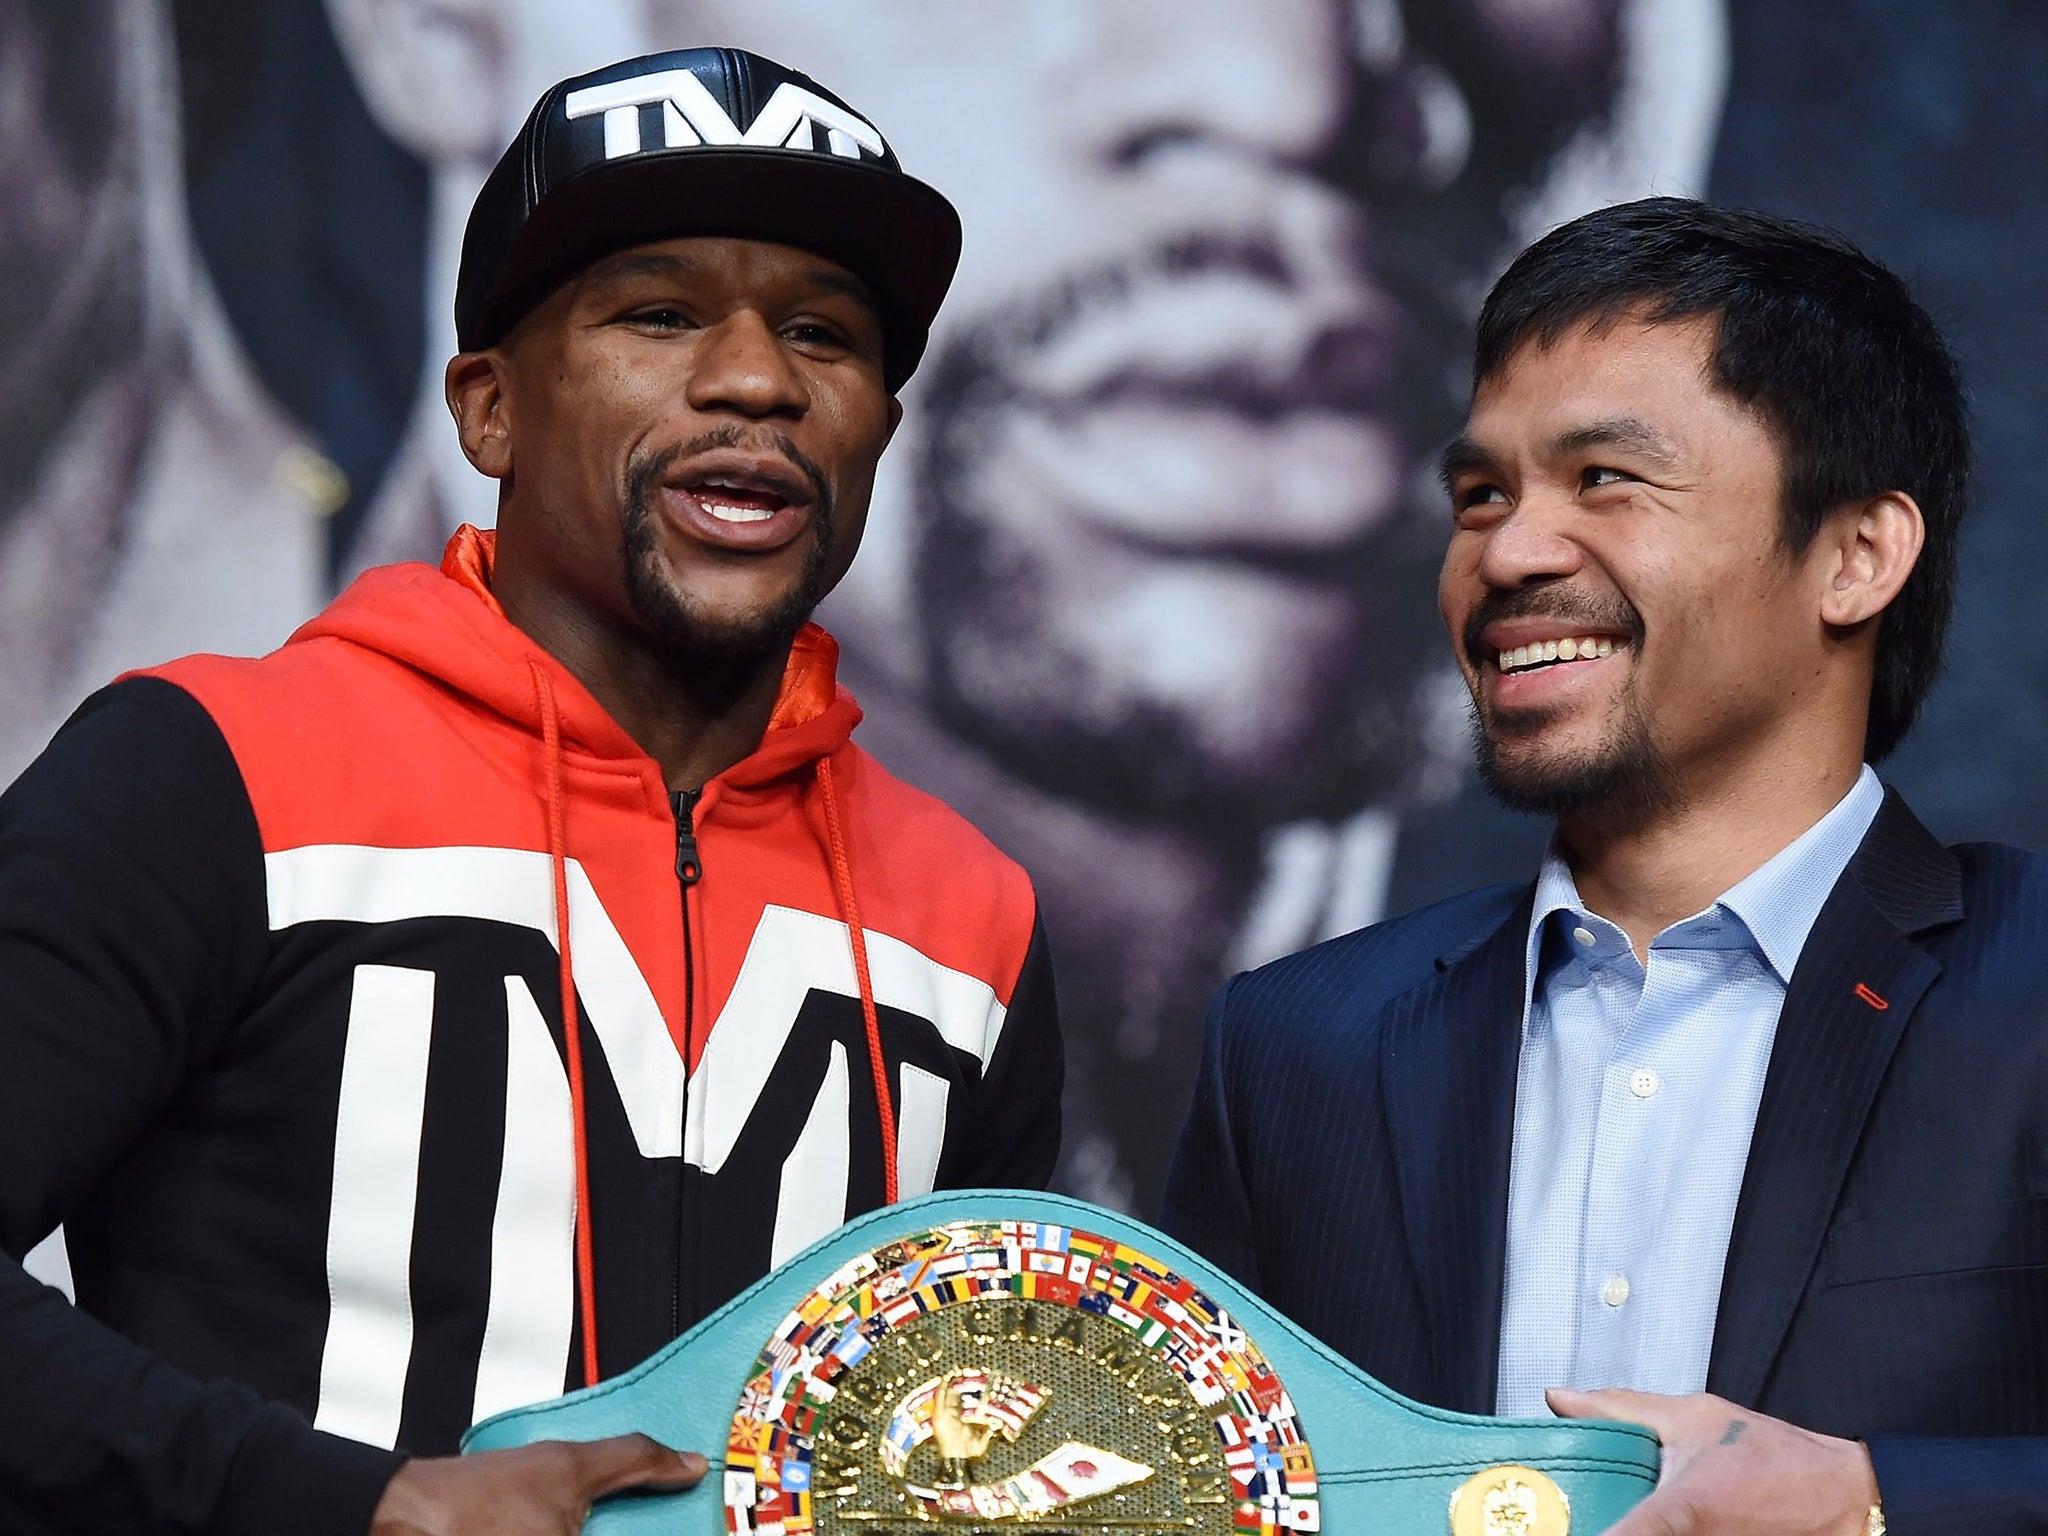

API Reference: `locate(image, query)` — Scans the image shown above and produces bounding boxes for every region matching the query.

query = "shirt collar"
[1523,850,1593,1029]
[1717,764,1885,982]
[1521,765,1886,1017]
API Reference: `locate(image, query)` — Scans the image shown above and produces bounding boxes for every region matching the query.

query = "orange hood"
[289,525,864,789]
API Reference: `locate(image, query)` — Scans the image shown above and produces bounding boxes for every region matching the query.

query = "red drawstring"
[814,756,898,1204]
[529,662,601,1388]
[526,656,889,1380]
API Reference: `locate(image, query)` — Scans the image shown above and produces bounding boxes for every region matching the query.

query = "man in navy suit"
[1163,198,2048,1534]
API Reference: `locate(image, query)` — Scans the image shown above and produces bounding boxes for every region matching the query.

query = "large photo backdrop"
[6,0,2042,1215]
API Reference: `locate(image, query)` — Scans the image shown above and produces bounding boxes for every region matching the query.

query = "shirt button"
[1630,1068,1660,1098]
[1601,1275,1631,1308]
[1572,925,1597,948]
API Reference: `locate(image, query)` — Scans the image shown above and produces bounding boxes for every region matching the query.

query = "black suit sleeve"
[1864,1436,2048,1535]
[0,679,402,1536]
[1157,976,1266,1294]
[943,909,1063,1189]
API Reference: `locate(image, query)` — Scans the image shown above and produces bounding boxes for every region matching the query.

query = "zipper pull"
[671,788,703,886]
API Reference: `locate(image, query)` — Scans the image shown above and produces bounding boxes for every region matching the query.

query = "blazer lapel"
[1707,791,1963,1405]
[1380,890,1533,1414]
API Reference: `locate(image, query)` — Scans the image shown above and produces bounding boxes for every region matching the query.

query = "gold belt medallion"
[722,1220,1321,1534]
[1449,1464,1571,1536]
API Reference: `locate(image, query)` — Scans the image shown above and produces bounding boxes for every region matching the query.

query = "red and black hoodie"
[0,527,1060,1536]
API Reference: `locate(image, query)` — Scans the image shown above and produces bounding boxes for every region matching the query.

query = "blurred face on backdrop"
[643,0,1632,824]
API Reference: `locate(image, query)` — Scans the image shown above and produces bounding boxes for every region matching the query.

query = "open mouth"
[688,476,792,524]
[1497,635,1626,674]
[655,449,822,553]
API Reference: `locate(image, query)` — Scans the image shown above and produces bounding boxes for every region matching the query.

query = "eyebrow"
[1550,416,1683,471]
[1438,416,1685,490]
[578,249,879,314]
[799,265,879,313]
[579,250,703,290]
[1438,435,1498,490]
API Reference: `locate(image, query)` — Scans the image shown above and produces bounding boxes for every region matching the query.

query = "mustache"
[626,426,834,517]
[925,222,1468,459]
[994,232,1293,355]
[979,224,1459,357]
[1461,586,1644,669]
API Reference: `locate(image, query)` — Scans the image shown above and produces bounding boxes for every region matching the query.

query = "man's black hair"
[1472,196,1969,762]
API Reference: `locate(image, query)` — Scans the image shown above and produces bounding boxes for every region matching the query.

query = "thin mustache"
[1001,233,1297,356]
[1462,589,1644,667]
[631,428,833,516]
[949,226,1458,438]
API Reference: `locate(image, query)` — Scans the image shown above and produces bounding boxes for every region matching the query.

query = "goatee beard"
[1471,688,1678,824]
[618,433,834,665]
[1462,585,1674,823]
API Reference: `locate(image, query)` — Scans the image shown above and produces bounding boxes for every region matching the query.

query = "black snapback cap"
[454,47,962,392]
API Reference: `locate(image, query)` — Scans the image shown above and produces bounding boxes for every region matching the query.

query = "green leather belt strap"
[464,1190,1657,1534]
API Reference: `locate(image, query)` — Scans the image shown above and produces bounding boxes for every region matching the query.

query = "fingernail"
[680,1450,708,1475]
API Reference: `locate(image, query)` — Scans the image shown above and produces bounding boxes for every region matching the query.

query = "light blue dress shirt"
[1493,767,1885,1417]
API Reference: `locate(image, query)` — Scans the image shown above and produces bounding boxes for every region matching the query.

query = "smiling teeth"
[702,502,777,524]
[1497,635,1618,672]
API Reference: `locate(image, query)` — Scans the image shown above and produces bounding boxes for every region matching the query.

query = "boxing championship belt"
[464,1190,1657,1534]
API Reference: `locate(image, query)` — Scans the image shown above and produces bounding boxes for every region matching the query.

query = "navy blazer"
[1161,790,2048,1533]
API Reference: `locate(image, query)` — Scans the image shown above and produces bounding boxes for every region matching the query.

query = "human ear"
[445,352,512,479]
[1819,491,1925,628]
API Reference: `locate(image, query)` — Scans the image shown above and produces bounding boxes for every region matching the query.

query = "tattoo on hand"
[1719,1420,1748,1445]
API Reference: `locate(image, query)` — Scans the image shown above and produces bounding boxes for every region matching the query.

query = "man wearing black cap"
[0,48,1060,1536]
